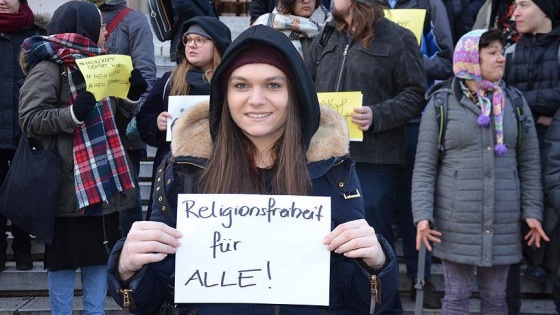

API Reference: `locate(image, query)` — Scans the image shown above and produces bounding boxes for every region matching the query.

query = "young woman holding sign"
[107,25,398,314]
[136,16,231,220]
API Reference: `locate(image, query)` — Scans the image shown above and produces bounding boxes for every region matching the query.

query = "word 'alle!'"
[75,54,133,101]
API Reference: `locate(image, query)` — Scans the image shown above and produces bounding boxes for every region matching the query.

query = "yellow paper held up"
[317,91,363,142]
[75,54,133,101]
[383,9,426,46]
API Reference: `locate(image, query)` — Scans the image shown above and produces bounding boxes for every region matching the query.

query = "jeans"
[119,149,144,237]
[355,162,403,314]
[397,121,432,280]
[48,265,108,315]
[442,260,509,315]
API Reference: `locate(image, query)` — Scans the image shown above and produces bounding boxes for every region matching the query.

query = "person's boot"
[553,285,560,314]
[13,249,32,271]
[410,278,442,309]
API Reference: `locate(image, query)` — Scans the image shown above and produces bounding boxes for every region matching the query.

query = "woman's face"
[227,63,289,149]
[479,40,505,83]
[184,35,215,72]
[293,0,316,17]
[0,0,21,14]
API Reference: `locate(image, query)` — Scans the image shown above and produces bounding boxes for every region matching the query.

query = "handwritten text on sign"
[75,54,133,101]
[167,95,209,141]
[318,91,363,142]
[175,194,331,305]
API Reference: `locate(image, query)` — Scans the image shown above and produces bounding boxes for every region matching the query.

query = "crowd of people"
[1,0,560,314]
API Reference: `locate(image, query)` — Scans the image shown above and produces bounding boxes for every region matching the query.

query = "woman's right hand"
[416,220,442,251]
[118,221,182,281]
[157,112,173,131]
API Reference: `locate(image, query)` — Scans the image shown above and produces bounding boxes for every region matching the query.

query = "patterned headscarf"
[453,29,507,156]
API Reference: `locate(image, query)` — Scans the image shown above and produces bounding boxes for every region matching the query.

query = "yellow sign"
[317,91,363,142]
[384,9,426,45]
[75,54,133,101]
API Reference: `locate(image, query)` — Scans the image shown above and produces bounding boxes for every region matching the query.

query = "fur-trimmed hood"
[171,102,349,163]
[18,13,50,75]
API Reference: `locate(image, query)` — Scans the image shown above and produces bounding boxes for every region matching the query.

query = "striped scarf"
[21,34,135,211]
[452,29,507,156]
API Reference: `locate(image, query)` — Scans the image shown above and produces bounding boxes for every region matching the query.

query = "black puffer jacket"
[0,14,48,150]
[306,18,426,165]
[505,26,560,119]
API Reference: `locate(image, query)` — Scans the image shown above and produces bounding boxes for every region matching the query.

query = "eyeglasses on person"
[182,35,208,47]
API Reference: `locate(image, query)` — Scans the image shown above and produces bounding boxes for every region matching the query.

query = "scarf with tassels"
[21,34,135,211]
[453,29,507,156]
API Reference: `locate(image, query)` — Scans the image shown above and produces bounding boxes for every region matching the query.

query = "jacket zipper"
[370,275,380,314]
[119,289,134,315]
[335,44,349,92]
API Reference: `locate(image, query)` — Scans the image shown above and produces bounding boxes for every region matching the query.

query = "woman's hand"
[524,218,549,248]
[118,221,182,281]
[351,106,373,131]
[157,111,173,131]
[323,219,386,269]
[416,220,442,251]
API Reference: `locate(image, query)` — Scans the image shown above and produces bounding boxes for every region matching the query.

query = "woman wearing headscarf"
[18,1,146,313]
[136,16,231,220]
[412,29,548,314]
[107,25,398,314]
[252,0,331,58]
[0,0,48,272]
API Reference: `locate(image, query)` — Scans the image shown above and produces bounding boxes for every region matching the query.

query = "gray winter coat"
[96,0,157,150]
[412,78,543,267]
[18,60,137,217]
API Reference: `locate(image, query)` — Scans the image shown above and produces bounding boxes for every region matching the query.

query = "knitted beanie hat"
[453,29,507,156]
[532,0,560,26]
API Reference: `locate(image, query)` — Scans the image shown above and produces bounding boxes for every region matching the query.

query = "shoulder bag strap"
[106,7,132,39]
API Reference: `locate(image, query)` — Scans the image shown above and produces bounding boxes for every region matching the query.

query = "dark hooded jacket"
[136,16,231,219]
[107,25,398,315]
[0,11,48,150]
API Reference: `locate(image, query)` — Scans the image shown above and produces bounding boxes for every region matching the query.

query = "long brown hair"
[198,81,311,195]
[336,0,384,48]
[169,45,223,95]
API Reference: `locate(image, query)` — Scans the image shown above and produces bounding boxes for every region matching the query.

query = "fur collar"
[171,102,349,163]
[18,13,50,76]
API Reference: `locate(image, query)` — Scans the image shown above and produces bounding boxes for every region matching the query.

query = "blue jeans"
[442,260,509,315]
[398,122,432,280]
[355,162,403,314]
[48,265,108,315]
[119,149,144,237]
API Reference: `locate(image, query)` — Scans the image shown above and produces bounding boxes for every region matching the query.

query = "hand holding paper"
[351,106,373,131]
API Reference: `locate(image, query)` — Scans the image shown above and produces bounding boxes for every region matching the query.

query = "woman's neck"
[253,148,274,169]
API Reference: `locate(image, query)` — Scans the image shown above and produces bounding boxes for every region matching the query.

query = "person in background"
[107,25,398,314]
[87,0,157,237]
[253,0,332,58]
[307,0,426,312]
[18,1,146,313]
[376,0,454,309]
[413,28,548,314]
[542,105,560,315]
[136,16,231,220]
[170,0,218,63]
[249,0,332,23]
[0,0,47,272]
[503,0,560,313]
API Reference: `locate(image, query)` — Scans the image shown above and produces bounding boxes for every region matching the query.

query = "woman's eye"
[234,83,248,89]
[267,82,281,89]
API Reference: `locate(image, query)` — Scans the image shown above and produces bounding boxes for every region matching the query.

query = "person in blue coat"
[107,25,398,315]
[136,16,231,220]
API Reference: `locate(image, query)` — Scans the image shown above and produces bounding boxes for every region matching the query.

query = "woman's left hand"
[323,219,386,269]
[524,218,550,248]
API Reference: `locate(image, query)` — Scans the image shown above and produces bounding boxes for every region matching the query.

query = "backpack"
[148,0,178,42]
[434,86,525,160]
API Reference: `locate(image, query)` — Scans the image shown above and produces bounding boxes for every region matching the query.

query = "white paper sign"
[175,194,332,305]
[166,95,210,141]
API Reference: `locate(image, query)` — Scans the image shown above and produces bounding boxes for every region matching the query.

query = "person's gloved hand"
[72,91,97,121]
[127,69,148,101]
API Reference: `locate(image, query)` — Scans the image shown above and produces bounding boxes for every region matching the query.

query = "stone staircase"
[1,16,557,315]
